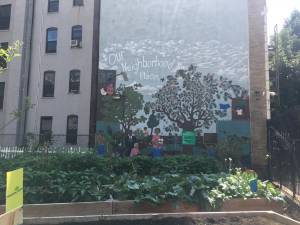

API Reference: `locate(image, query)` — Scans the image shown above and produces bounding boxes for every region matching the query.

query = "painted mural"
[97,0,251,164]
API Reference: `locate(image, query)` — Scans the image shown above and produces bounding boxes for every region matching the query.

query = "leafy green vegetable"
[0,155,283,209]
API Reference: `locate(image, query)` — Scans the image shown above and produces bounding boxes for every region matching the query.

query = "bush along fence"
[268,127,300,198]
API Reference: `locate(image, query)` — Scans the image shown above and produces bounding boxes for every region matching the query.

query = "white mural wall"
[99,0,249,135]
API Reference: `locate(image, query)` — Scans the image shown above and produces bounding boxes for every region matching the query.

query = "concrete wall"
[26,0,95,146]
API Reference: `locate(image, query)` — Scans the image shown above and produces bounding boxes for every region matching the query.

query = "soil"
[56,216,285,225]
[283,197,300,221]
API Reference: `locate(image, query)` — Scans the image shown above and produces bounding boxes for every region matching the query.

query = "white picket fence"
[0,146,93,159]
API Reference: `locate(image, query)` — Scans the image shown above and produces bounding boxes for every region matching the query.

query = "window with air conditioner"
[71,25,82,48]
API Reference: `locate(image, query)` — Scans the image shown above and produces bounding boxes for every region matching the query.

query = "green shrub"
[208,169,284,208]
[0,154,221,176]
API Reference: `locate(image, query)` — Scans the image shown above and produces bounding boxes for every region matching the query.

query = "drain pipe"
[16,0,35,146]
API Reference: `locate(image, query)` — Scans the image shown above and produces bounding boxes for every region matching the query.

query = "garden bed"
[23,212,300,225]
[0,198,283,217]
[0,155,285,212]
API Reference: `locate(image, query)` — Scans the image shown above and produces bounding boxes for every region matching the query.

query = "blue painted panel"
[216,120,251,157]
[217,121,250,140]
[96,121,120,134]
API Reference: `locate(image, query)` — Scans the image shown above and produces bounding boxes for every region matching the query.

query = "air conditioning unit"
[70,89,79,94]
[71,40,82,48]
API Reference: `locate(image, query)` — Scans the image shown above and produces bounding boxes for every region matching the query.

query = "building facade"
[0,0,30,145]
[0,0,97,146]
[0,0,269,167]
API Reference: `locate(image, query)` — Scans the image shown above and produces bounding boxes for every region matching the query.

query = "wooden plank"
[23,211,300,225]
[0,202,112,217]
[0,208,23,225]
[0,198,283,217]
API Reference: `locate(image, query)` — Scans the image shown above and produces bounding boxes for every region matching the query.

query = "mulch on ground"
[57,216,285,225]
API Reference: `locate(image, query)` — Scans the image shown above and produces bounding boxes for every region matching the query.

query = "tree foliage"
[269,10,300,136]
[102,84,146,134]
[151,65,246,132]
[270,11,300,109]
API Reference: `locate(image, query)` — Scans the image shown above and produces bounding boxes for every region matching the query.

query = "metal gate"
[268,127,300,198]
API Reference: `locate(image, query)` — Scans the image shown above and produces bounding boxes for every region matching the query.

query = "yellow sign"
[6,168,23,213]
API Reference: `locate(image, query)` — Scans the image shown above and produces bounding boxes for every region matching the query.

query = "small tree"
[0,97,33,132]
[0,41,22,73]
[0,41,28,134]
[151,65,246,132]
[102,84,146,134]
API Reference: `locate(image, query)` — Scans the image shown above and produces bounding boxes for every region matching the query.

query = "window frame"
[0,4,11,30]
[0,82,5,110]
[71,25,82,43]
[39,116,53,144]
[73,0,84,6]
[66,115,78,145]
[43,71,55,98]
[48,0,59,13]
[46,27,58,53]
[69,70,80,94]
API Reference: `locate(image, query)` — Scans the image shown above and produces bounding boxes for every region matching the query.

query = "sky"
[267,0,300,37]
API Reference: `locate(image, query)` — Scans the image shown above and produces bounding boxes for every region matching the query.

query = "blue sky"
[267,0,300,37]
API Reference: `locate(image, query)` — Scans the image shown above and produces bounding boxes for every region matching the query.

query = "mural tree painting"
[102,84,146,134]
[144,102,160,135]
[151,65,246,133]
[147,113,159,135]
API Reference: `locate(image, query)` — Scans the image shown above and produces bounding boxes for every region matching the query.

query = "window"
[46,27,57,53]
[69,70,80,93]
[43,71,55,97]
[0,42,8,69]
[48,0,59,13]
[40,116,53,144]
[71,25,82,47]
[0,4,11,30]
[66,115,78,145]
[73,0,84,6]
[0,82,5,110]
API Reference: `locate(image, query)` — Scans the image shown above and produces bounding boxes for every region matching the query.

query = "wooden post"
[0,208,23,225]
